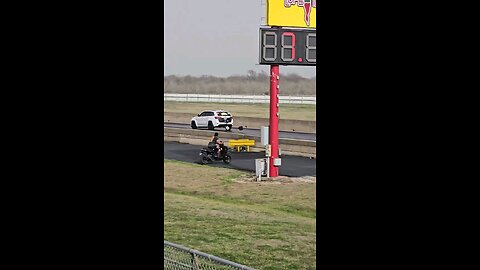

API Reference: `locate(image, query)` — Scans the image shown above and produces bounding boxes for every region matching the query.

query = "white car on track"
[191,110,233,131]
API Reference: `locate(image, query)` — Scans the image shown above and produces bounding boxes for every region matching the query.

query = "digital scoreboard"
[260,1,317,177]
[259,27,316,66]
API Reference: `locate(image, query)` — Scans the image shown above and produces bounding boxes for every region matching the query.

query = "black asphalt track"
[164,142,316,177]
[164,123,316,141]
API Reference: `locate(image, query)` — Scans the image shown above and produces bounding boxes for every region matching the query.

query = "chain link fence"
[164,241,255,270]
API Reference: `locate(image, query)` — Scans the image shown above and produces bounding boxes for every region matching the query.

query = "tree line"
[164,70,316,96]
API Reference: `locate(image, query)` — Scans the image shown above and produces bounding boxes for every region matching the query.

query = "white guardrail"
[164,93,316,105]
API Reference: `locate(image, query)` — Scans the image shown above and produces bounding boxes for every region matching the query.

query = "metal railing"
[164,93,316,105]
[164,241,255,270]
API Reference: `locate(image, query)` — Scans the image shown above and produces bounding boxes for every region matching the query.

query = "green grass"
[164,101,316,121]
[164,159,316,270]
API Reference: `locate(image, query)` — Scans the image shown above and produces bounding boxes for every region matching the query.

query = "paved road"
[164,122,316,141]
[164,142,316,177]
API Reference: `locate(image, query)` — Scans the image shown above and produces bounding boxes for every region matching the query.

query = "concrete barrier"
[164,93,316,104]
[164,112,316,133]
[164,127,316,158]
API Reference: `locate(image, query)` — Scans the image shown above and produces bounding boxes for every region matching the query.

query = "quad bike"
[199,143,232,164]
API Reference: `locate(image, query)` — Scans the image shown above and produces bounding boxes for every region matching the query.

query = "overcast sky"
[164,0,316,78]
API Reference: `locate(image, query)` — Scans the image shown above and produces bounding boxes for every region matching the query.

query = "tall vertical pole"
[269,64,279,177]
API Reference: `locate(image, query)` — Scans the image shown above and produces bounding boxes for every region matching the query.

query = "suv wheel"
[208,121,214,130]
[225,125,232,131]
[191,121,197,129]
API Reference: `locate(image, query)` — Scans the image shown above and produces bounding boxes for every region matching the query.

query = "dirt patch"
[235,175,316,184]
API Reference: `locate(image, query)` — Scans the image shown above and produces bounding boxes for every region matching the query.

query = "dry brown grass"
[164,159,316,269]
[164,101,316,121]
[164,160,316,217]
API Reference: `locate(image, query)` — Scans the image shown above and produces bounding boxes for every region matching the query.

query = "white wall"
[164,93,316,105]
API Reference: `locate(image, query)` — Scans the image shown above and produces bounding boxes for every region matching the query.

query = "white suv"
[191,110,233,131]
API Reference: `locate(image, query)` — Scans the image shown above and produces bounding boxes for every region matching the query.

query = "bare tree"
[164,72,316,96]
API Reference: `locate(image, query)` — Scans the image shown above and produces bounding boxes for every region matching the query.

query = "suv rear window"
[217,112,231,116]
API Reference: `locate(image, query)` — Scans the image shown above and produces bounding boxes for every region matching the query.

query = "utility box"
[273,158,282,166]
[260,126,269,146]
[255,158,269,181]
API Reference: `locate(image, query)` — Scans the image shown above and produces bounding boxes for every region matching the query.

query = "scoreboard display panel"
[259,27,316,66]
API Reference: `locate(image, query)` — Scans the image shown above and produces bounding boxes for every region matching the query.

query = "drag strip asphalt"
[164,122,316,141]
[164,141,316,177]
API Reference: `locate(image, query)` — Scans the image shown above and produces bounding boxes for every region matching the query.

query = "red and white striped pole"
[269,64,279,177]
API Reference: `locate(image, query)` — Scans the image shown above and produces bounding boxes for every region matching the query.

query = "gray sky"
[164,0,316,78]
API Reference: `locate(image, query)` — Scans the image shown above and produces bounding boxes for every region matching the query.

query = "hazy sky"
[164,0,316,78]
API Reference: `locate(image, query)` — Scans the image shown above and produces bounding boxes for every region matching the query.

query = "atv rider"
[210,132,223,157]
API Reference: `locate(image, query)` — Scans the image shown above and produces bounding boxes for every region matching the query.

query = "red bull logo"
[284,0,317,26]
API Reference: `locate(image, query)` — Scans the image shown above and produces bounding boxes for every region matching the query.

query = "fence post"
[191,253,200,270]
